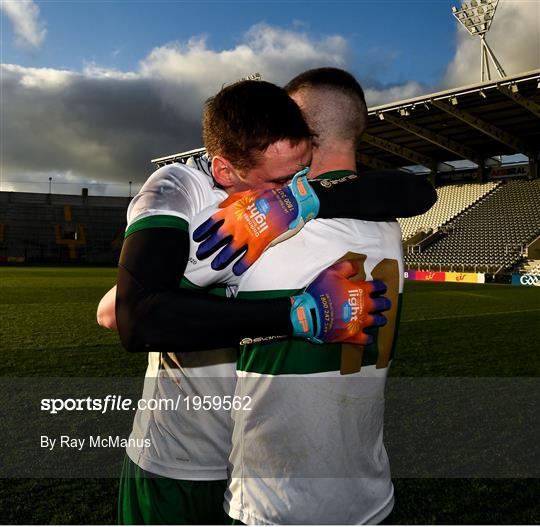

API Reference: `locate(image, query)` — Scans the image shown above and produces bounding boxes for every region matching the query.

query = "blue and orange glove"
[290,260,390,345]
[193,167,319,275]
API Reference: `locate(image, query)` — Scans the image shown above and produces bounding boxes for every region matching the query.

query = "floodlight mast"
[451,0,506,82]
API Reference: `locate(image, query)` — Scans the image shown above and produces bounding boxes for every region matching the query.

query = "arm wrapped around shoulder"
[313,170,437,220]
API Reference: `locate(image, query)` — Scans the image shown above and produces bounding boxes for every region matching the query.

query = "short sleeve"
[125,163,222,238]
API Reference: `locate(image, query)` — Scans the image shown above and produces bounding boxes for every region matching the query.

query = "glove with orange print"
[193,167,319,276]
[290,260,390,345]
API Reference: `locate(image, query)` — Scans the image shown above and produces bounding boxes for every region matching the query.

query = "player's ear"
[212,156,235,189]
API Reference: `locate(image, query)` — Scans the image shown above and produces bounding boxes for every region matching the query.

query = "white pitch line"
[402,308,540,323]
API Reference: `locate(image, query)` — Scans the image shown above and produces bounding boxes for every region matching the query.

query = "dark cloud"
[2,24,354,191]
[3,7,539,194]
[2,66,204,189]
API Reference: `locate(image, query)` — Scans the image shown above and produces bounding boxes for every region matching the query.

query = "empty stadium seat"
[398,181,500,240]
[0,192,128,263]
[405,180,540,274]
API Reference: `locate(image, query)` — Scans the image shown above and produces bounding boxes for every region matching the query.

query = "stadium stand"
[2,71,538,275]
[404,179,540,274]
[0,191,128,264]
[398,181,500,241]
[2,177,539,275]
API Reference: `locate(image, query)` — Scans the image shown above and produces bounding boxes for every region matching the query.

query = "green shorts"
[118,455,230,525]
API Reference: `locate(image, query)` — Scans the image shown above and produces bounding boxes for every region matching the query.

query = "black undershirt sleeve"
[313,170,437,221]
[115,228,292,353]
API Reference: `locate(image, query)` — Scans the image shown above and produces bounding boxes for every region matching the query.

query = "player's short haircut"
[203,80,313,171]
[284,67,368,146]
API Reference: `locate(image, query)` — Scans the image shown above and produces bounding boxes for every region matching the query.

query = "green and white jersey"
[125,160,238,481]
[222,171,404,524]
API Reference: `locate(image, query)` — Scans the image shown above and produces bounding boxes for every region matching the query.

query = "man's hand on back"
[290,260,390,345]
[193,167,319,275]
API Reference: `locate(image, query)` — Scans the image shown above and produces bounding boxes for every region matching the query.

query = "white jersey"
[125,159,238,481]
[219,172,404,524]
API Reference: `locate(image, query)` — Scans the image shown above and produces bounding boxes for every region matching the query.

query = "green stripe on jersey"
[238,339,342,375]
[180,276,204,290]
[236,289,299,300]
[125,215,188,238]
[237,336,383,375]
[180,276,227,297]
[237,292,403,375]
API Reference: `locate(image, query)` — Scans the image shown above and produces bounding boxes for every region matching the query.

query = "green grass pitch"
[0,267,538,524]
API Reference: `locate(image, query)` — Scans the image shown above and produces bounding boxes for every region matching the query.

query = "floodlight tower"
[452,0,506,82]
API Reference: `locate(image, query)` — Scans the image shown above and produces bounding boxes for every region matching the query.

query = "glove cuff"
[288,168,320,230]
[290,292,321,343]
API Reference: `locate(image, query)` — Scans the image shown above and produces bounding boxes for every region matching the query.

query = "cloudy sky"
[1,0,539,195]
